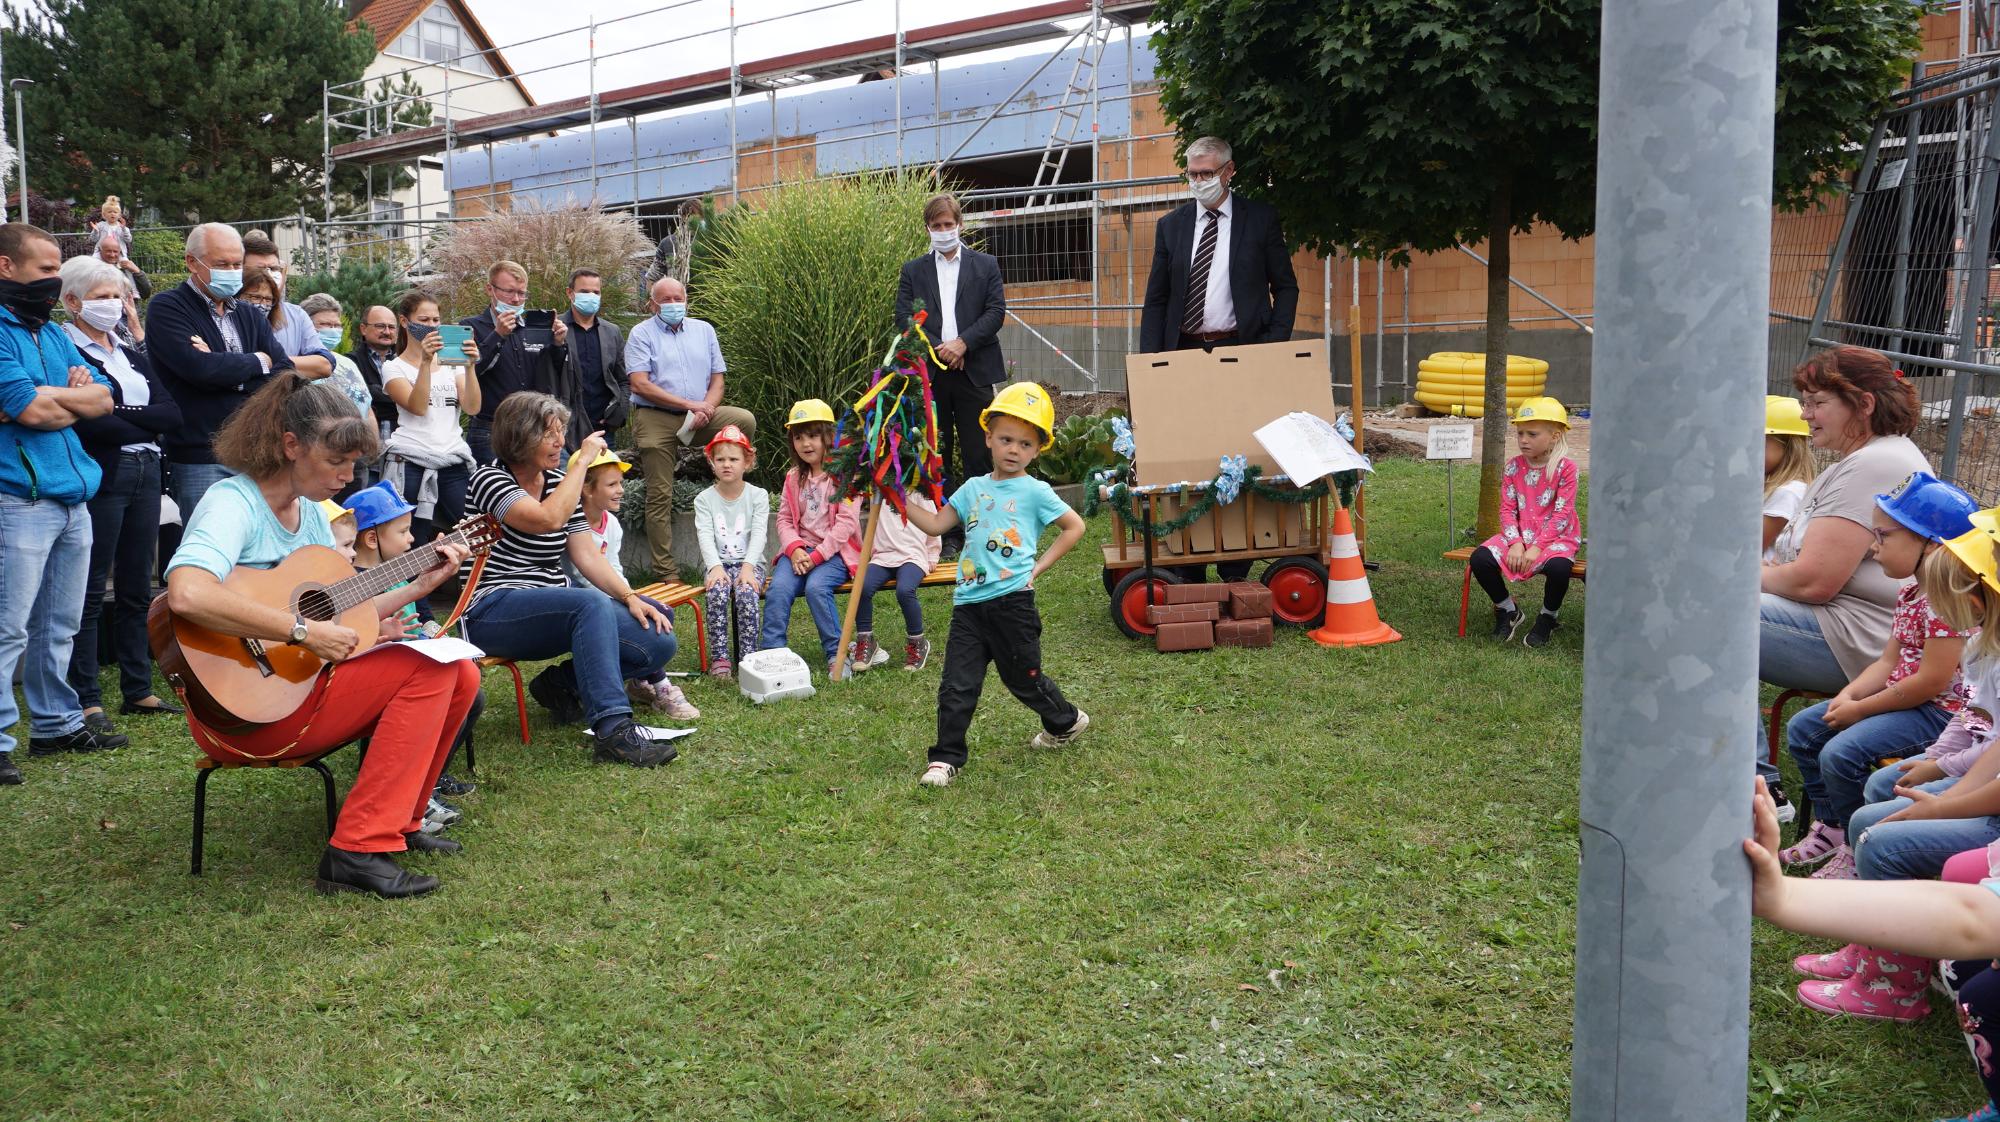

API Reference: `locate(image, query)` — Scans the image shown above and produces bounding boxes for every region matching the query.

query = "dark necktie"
[1182,209,1221,336]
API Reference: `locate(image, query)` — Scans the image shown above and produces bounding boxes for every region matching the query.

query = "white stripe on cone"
[1328,576,1374,604]
[1329,535,1360,560]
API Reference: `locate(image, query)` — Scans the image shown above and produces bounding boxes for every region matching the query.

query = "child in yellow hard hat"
[1470,396,1581,648]
[759,400,861,673]
[1763,395,1817,560]
[318,499,358,565]
[894,382,1089,787]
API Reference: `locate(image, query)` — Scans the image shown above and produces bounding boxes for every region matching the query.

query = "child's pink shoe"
[1778,821,1843,868]
[1808,845,1856,880]
[1793,943,1863,980]
[1795,947,1932,1022]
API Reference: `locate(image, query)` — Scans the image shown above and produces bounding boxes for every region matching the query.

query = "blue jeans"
[68,451,163,708]
[1788,700,1954,829]
[0,494,92,753]
[463,586,677,726]
[169,461,232,519]
[1849,776,2000,880]
[760,556,850,661]
[855,562,926,635]
[1753,594,1849,784]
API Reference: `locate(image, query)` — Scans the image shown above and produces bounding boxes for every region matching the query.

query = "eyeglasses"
[491,284,528,300]
[363,321,397,330]
[1870,525,1900,545]
[1185,168,1224,182]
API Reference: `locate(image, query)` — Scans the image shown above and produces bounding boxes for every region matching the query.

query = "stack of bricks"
[1150,581,1278,652]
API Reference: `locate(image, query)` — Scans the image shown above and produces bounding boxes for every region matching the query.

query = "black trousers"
[930,590,1078,770]
[936,372,996,491]
[69,450,162,709]
[1470,546,1574,613]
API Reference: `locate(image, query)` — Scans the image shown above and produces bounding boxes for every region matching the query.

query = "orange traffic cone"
[1309,500,1402,648]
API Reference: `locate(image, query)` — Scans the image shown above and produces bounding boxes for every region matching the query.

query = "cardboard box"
[1154,620,1215,653]
[1147,602,1221,625]
[1121,340,1337,559]
[1215,617,1274,648]
[1162,583,1231,605]
[1227,582,1274,620]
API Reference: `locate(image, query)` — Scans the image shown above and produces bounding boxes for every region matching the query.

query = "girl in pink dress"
[1471,396,1582,647]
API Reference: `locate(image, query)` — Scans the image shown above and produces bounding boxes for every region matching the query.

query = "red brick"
[1154,620,1215,652]
[1147,602,1220,625]
[1226,583,1273,620]
[1162,583,1231,605]
[1215,618,1274,648]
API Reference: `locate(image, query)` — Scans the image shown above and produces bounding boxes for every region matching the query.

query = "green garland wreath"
[1083,464,1340,539]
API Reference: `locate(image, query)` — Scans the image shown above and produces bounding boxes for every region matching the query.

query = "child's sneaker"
[1808,845,1857,880]
[919,762,958,787]
[653,678,700,720]
[1778,821,1843,868]
[709,660,733,680]
[1523,612,1560,648]
[1491,605,1525,641]
[904,635,932,670]
[435,772,476,798]
[849,633,889,673]
[1768,784,1798,824]
[1941,1100,2000,1122]
[1030,709,1091,749]
[425,797,461,827]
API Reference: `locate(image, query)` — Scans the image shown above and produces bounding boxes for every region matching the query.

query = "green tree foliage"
[3,0,373,223]
[1151,0,1922,535]
[288,258,415,349]
[698,175,936,481]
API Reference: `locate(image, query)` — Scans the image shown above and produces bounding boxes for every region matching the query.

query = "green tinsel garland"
[1084,464,1337,539]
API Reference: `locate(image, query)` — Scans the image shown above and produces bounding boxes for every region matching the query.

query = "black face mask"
[0,276,61,328]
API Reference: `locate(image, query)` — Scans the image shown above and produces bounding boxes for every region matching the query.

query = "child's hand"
[1823,696,1858,730]
[1881,784,1941,823]
[791,547,811,575]
[1505,542,1526,570]
[1897,757,1947,786]
[1744,777,1788,920]
[737,571,760,591]
[704,566,726,590]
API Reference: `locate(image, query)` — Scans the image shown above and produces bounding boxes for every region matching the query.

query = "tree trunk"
[1474,176,1513,541]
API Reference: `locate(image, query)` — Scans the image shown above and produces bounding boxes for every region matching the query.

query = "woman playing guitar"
[163,374,478,899]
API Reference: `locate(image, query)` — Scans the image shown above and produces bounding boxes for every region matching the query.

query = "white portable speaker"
[735,648,817,705]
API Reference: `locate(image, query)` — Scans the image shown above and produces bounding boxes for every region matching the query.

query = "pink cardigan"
[775,468,861,572]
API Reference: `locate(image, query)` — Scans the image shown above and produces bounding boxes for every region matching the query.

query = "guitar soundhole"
[297,587,338,622]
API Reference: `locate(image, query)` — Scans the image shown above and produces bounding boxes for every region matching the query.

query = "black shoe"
[529,662,584,725]
[1523,613,1561,648]
[314,846,441,898]
[592,719,676,767]
[120,698,183,716]
[28,723,129,756]
[82,710,117,735]
[0,754,19,785]
[435,772,476,798]
[403,832,463,855]
[1490,605,1525,641]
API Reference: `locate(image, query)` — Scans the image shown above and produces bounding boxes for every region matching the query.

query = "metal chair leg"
[308,760,337,841]
[191,767,213,876]
[1458,564,1473,638]
[505,661,529,744]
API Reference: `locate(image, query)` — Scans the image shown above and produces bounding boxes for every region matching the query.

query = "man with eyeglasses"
[348,305,403,488]
[462,259,579,465]
[1139,135,1299,354]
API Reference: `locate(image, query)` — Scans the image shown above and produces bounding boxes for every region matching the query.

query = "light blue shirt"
[946,474,1072,605]
[167,473,332,581]
[272,301,334,364]
[623,314,725,407]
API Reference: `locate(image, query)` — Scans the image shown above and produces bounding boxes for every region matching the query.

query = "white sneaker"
[1029,709,1090,749]
[919,762,958,787]
[850,635,890,673]
[653,678,700,720]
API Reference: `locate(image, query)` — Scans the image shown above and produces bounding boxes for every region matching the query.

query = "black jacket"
[561,309,629,432]
[71,335,181,493]
[144,280,294,462]
[347,345,400,427]
[463,309,586,448]
[894,247,1008,387]
[1140,195,1300,353]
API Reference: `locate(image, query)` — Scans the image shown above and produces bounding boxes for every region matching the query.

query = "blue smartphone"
[436,324,473,364]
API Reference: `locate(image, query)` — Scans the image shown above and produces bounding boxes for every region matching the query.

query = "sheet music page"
[1252,412,1373,483]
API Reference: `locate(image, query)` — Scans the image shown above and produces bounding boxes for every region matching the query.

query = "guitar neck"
[319,530,469,616]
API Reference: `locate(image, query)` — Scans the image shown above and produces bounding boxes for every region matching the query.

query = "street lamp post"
[10,79,32,220]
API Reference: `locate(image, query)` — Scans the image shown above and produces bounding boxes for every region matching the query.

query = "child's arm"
[1888,738,2000,820]
[1749,778,2000,959]
[901,498,960,538]
[1029,509,1086,587]
[774,474,808,560]
[745,489,770,580]
[1837,635,1964,724]
[694,489,723,580]
[815,495,861,566]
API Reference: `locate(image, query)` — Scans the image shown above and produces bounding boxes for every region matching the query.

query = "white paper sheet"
[1252,412,1374,484]
[636,724,696,741]
[347,635,486,663]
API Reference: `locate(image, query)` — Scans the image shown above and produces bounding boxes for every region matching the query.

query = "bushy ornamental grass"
[429,201,652,322]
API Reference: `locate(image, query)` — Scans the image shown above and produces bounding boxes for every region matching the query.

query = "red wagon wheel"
[1262,556,1328,628]
[1109,567,1183,639]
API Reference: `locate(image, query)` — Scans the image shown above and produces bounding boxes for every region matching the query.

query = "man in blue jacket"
[0,222,123,784]
[145,222,293,515]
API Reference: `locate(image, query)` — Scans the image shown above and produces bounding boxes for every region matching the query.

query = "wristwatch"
[289,614,310,645]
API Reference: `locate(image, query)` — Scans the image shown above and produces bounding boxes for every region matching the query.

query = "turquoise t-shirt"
[946,473,1072,605]
[167,473,333,580]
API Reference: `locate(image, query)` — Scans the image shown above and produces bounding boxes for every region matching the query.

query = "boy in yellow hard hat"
[897,382,1090,787]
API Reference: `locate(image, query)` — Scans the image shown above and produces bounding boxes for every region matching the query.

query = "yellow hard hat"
[317,499,353,525]
[980,381,1055,449]
[787,399,835,428]
[1511,396,1569,429]
[585,449,633,474]
[1766,395,1809,437]
[1946,516,2000,593]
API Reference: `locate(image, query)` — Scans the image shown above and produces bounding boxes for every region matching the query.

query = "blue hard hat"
[341,480,418,533]
[1875,471,1979,542]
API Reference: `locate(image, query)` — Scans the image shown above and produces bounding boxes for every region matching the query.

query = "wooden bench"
[835,558,959,594]
[1445,546,1589,637]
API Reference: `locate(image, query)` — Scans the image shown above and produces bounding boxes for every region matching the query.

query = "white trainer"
[1029,709,1090,749]
[918,762,958,787]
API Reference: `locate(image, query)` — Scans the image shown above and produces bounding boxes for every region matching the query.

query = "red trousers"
[193,647,481,852]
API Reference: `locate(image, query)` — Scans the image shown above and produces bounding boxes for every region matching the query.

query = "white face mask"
[929,228,961,255]
[78,297,124,332]
[1189,174,1226,208]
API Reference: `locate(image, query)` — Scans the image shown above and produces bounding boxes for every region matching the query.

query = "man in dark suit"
[347,304,401,489]
[1140,136,1300,354]
[895,193,1007,552]
[145,223,294,515]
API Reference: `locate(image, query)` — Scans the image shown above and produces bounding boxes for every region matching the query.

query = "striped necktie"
[1182,208,1221,336]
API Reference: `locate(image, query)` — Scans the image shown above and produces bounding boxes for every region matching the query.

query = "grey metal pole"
[1941,96,2000,482]
[1571,0,1773,1117]
[12,80,29,215]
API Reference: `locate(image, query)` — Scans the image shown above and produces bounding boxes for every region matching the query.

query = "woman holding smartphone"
[381,289,481,546]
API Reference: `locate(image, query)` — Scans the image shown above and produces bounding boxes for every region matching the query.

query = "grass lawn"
[0,457,1977,1120]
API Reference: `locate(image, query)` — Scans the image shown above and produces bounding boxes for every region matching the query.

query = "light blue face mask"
[571,292,601,316]
[206,268,243,298]
[316,327,345,350]
[657,302,687,327]
[494,300,526,318]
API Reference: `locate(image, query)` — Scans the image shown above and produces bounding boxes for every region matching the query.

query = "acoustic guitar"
[148,514,502,732]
